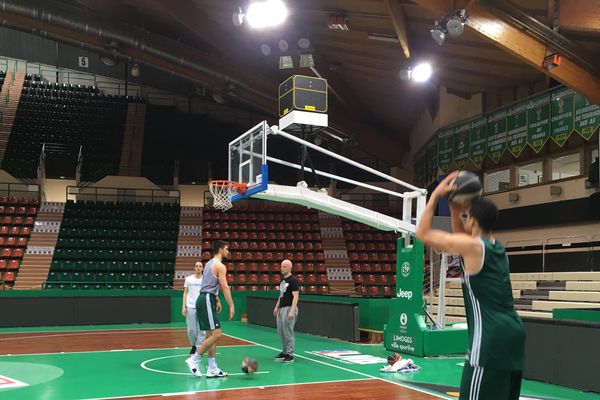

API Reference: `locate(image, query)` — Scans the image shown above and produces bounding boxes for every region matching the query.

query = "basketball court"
[1,321,598,400]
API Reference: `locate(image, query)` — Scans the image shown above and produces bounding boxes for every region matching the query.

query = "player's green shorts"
[459,364,522,400]
[196,292,221,331]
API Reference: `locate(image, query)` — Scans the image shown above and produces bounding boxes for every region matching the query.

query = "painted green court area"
[1,322,599,400]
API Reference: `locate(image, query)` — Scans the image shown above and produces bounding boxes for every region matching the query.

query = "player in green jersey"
[416,171,525,400]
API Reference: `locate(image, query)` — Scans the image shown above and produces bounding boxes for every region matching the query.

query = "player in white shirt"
[182,261,206,360]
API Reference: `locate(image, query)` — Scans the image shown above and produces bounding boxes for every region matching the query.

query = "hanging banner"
[437,128,454,173]
[426,139,437,180]
[506,102,528,157]
[550,87,575,146]
[526,94,550,153]
[470,116,487,168]
[453,122,471,169]
[486,109,507,163]
[574,93,600,140]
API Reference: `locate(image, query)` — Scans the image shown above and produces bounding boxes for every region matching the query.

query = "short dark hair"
[212,240,228,255]
[469,198,498,232]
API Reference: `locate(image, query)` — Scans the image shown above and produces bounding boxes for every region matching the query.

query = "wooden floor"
[0,327,441,399]
[0,328,249,354]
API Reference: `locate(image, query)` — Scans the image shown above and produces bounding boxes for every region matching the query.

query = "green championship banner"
[453,121,471,169]
[426,139,437,181]
[437,127,454,173]
[507,102,528,157]
[526,94,550,153]
[486,109,507,163]
[550,87,575,146]
[574,93,600,140]
[470,116,487,167]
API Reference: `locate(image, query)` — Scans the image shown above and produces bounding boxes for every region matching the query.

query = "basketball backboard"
[228,121,269,201]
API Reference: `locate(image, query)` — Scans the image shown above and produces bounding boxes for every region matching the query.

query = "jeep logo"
[396,288,413,300]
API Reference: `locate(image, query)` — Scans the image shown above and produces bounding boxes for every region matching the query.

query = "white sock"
[208,357,217,370]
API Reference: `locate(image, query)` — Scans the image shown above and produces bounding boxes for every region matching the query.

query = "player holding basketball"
[416,171,525,400]
[182,261,206,363]
[185,240,235,378]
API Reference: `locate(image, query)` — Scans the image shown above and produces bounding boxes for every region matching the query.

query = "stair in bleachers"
[119,103,147,176]
[342,213,401,297]
[0,71,25,164]
[202,202,327,294]
[0,195,39,289]
[173,206,203,290]
[44,200,179,290]
[13,202,62,289]
[318,212,354,295]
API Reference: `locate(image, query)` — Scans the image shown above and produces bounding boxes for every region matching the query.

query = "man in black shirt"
[273,259,299,363]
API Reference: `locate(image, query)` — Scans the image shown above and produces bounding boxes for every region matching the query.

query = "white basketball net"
[208,181,241,212]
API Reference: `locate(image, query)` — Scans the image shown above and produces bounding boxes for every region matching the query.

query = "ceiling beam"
[384,0,411,58]
[558,0,600,33]
[410,0,600,106]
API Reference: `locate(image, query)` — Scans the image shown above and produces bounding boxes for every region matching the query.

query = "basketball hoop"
[208,180,247,212]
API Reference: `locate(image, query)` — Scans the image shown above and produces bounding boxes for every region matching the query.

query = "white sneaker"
[185,358,202,377]
[184,356,194,365]
[206,368,228,378]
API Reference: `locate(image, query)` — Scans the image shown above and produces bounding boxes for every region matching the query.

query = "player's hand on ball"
[433,170,459,198]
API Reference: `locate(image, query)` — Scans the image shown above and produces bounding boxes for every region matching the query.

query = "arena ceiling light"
[246,0,288,29]
[430,9,468,46]
[430,21,447,46]
[411,63,432,83]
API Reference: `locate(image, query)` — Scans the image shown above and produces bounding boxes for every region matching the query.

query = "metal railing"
[66,185,180,204]
[0,182,40,201]
[507,235,600,272]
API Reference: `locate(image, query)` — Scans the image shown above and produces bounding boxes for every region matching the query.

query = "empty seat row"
[59,227,177,240]
[203,222,320,232]
[61,218,178,229]
[48,271,172,284]
[50,260,173,273]
[354,273,397,284]
[45,283,170,290]
[351,263,394,273]
[204,212,318,222]
[0,197,39,206]
[345,232,397,242]
[208,241,323,251]
[0,248,23,258]
[0,226,31,236]
[356,286,394,297]
[0,237,27,247]
[0,216,34,226]
[0,206,37,215]
[205,251,324,262]
[53,249,175,262]
[56,238,176,251]
[349,253,396,262]
[348,242,396,252]
[202,231,321,241]
[0,260,20,270]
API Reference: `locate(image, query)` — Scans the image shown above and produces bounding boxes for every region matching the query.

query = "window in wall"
[518,161,543,187]
[551,153,580,180]
[484,169,510,193]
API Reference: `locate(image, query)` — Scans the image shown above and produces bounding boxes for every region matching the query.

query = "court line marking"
[0,329,188,342]
[0,339,255,357]
[224,332,451,400]
[0,327,187,336]
[139,354,270,376]
[82,377,375,400]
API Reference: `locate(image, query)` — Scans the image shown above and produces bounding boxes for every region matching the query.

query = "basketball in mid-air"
[241,357,258,374]
[448,171,483,205]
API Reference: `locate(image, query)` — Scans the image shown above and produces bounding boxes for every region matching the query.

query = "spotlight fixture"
[246,0,288,29]
[297,37,311,50]
[412,63,432,82]
[278,39,289,52]
[430,9,468,46]
[398,68,411,81]
[446,9,468,37]
[430,21,447,46]
[130,63,141,78]
[260,43,272,56]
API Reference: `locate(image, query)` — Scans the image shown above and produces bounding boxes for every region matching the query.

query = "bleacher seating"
[44,200,179,290]
[203,202,325,293]
[428,271,600,322]
[0,196,39,289]
[342,219,399,297]
[3,75,135,180]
